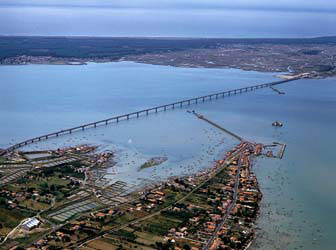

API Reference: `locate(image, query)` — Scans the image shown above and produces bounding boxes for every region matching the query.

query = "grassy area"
[184,193,208,206]
[86,238,120,250]
[112,210,148,227]
[0,208,25,236]
[0,157,6,164]
[140,215,182,236]
[21,199,49,211]
[135,231,163,246]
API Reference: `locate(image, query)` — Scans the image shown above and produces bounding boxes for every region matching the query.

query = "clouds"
[1,0,336,13]
[0,0,335,37]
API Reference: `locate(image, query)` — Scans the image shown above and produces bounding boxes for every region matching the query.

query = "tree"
[183,244,191,250]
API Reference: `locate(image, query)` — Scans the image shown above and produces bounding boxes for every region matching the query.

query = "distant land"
[1,36,336,77]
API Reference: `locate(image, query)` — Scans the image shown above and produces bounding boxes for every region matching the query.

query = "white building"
[22,217,40,231]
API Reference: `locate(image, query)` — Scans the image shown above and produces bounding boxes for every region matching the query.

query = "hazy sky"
[1,0,335,37]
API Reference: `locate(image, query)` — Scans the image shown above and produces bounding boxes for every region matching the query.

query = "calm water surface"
[0,62,335,249]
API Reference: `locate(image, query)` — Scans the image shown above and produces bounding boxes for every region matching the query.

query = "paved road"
[73,148,244,249]
[202,151,244,250]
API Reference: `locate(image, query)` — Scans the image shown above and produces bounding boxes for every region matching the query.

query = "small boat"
[272,121,283,127]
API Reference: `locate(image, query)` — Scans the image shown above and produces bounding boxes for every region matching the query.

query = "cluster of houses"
[209,145,262,250]
[21,142,264,250]
[0,188,53,210]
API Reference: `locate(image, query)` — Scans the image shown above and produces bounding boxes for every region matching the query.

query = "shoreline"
[0,56,332,79]
[0,139,270,249]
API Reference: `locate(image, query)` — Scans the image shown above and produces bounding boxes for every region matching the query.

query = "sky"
[0,0,335,38]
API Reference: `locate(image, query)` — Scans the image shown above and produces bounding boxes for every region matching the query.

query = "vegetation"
[1,36,336,60]
[0,208,26,235]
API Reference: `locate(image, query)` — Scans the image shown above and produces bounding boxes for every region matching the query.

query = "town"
[0,134,284,250]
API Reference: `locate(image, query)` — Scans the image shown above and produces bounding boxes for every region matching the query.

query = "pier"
[270,86,285,94]
[278,143,287,159]
[188,110,243,141]
[4,78,298,153]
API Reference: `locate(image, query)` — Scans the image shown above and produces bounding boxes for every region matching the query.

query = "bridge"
[4,77,299,153]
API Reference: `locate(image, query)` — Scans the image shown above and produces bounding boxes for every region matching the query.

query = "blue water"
[1,62,335,249]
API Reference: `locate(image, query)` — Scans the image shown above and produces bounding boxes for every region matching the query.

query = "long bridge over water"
[4,77,299,153]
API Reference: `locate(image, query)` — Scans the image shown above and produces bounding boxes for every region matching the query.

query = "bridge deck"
[5,78,298,152]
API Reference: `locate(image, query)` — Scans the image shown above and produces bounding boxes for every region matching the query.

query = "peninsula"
[1,36,336,78]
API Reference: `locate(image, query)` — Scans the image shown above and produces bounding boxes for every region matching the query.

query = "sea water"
[0,62,335,249]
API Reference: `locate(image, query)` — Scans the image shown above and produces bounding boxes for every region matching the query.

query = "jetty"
[4,77,299,153]
[278,144,287,159]
[188,110,243,142]
[270,86,285,94]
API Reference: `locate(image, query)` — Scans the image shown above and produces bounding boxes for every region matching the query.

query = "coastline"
[0,55,332,79]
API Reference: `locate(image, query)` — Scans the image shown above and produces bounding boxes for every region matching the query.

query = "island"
[140,157,168,170]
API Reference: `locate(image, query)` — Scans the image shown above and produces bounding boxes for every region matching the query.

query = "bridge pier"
[6,77,297,153]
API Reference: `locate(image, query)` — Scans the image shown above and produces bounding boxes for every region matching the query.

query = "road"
[202,151,243,250]
[72,146,245,249]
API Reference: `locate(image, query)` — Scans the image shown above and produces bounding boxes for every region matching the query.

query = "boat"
[272,121,283,127]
